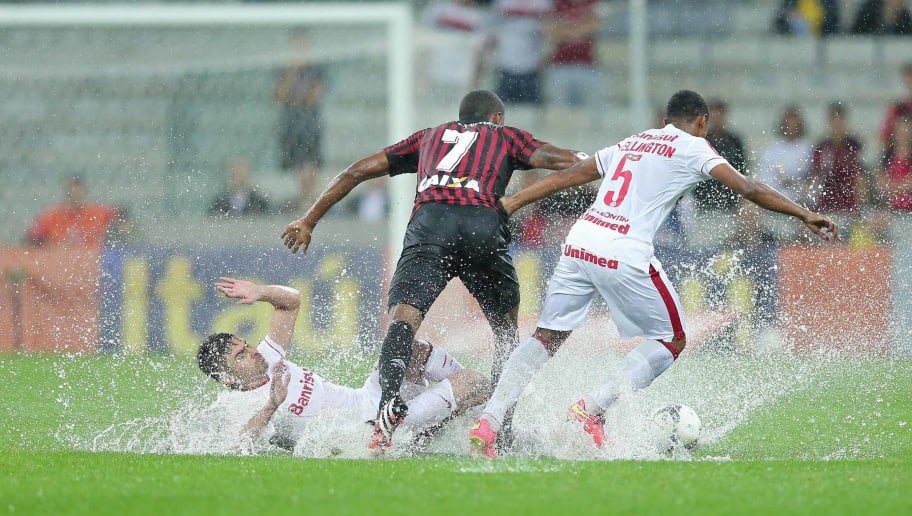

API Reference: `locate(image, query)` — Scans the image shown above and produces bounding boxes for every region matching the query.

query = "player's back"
[385,121,543,213]
[565,124,728,270]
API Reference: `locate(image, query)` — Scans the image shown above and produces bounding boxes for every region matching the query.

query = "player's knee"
[406,338,433,381]
[388,304,423,330]
[449,368,491,408]
[410,338,432,362]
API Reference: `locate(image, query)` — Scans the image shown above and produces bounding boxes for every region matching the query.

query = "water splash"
[62,347,832,461]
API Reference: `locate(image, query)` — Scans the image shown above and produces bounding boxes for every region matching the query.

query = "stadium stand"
[0,0,907,246]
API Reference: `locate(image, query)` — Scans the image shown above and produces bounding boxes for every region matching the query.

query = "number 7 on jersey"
[436,129,479,172]
[604,153,640,207]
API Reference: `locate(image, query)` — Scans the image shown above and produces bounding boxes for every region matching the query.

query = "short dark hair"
[666,90,709,122]
[198,333,234,384]
[458,90,505,123]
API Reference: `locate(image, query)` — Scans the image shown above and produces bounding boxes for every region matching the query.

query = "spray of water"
[67,336,850,462]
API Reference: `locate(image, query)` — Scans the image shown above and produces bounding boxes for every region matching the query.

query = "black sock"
[378,321,414,410]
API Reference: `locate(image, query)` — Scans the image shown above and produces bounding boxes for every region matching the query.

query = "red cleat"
[568,399,606,448]
[468,418,498,459]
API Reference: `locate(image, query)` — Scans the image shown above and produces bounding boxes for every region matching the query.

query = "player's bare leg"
[407,369,492,452]
[470,327,569,458]
[371,304,424,451]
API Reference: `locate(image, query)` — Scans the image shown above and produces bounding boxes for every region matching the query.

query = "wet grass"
[1,353,910,515]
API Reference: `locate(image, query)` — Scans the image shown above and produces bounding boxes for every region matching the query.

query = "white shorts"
[325,366,429,421]
[538,255,686,341]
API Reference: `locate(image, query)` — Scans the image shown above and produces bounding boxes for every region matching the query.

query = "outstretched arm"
[500,157,601,216]
[709,163,839,241]
[527,144,589,171]
[281,151,391,254]
[215,277,301,349]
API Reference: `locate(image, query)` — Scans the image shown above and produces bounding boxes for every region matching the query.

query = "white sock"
[422,344,464,382]
[481,335,549,432]
[403,379,457,430]
[587,340,676,412]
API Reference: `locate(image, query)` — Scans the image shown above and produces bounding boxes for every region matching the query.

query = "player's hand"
[268,360,290,409]
[281,218,315,254]
[215,277,261,304]
[802,212,840,242]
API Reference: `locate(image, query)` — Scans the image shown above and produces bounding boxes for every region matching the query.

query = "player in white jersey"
[468,90,840,457]
[196,276,489,452]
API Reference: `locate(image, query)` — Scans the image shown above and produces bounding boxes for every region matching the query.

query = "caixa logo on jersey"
[417,174,481,193]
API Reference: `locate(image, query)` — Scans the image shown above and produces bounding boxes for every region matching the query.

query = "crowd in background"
[774,0,912,36]
[11,0,912,350]
[21,0,912,254]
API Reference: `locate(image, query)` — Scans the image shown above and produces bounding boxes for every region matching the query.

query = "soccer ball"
[650,404,702,454]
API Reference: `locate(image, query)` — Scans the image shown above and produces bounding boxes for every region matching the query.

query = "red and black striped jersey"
[384,121,545,213]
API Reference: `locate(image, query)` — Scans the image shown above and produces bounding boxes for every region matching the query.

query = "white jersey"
[242,337,427,443]
[565,124,730,271]
[245,337,368,442]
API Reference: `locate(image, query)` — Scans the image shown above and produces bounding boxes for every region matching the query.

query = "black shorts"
[388,203,520,317]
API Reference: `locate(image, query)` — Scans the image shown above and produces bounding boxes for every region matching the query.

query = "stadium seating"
[1,0,907,245]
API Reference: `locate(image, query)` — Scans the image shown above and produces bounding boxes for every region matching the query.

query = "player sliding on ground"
[468,90,840,457]
[196,277,489,452]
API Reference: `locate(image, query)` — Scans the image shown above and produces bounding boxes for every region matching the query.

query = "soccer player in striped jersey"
[197,277,489,453]
[281,90,587,451]
[468,90,840,457]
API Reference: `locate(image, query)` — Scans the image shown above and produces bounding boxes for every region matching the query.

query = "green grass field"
[1,352,910,515]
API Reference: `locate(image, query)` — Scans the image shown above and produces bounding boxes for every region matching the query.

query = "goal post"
[0,2,415,253]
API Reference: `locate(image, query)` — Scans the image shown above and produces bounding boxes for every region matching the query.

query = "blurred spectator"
[208,157,270,217]
[851,0,912,35]
[757,106,814,240]
[879,62,912,156]
[773,0,841,36]
[27,175,117,247]
[877,112,912,214]
[274,30,326,206]
[682,99,747,252]
[422,0,488,102]
[809,102,866,216]
[542,0,601,108]
[106,205,135,245]
[487,0,553,105]
[692,99,748,213]
[758,106,814,205]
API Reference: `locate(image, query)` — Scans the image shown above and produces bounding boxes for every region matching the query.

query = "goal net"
[0,3,414,247]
